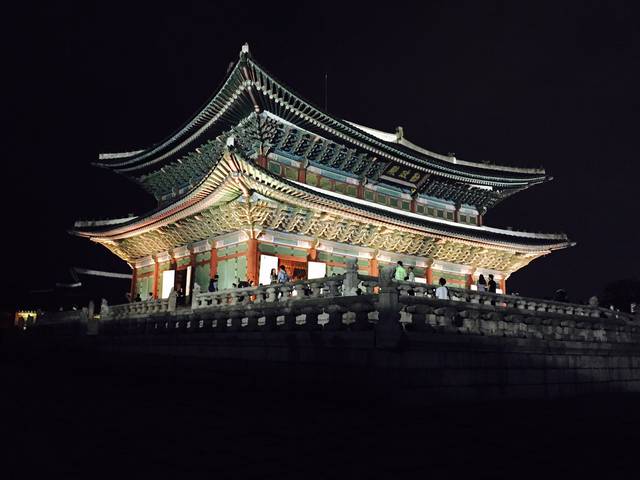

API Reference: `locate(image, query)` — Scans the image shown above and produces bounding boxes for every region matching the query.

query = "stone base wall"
[91,323,640,403]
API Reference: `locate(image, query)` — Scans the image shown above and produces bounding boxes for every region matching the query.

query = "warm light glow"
[308,261,327,279]
[259,255,279,285]
[414,277,427,284]
[185,266,192,295]
[162,270,175,299]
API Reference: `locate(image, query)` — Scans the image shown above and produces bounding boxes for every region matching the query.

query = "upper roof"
[74,146,572,261]
[95,44,550,209]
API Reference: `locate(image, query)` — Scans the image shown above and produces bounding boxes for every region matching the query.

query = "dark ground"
[1,334,638,479]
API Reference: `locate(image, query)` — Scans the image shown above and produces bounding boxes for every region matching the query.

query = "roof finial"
[241,43,250,56]
[395,126,404,141]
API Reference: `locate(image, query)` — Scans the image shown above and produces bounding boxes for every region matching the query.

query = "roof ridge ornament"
[241,43,250,57]
[395,126,404,141]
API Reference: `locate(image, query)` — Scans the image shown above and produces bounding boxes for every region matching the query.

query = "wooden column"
[152,258,159,299]
[465,272,474,289]
[257,155,267,168]
[410,198,417,213]
[369,257,379,277]
[210,244,218,278]
[500,277,507,294]
[426,266,433,285]
[307,244,318,262]
[478,215,483,226]
[298,164,307,183]
[246,238,259,285]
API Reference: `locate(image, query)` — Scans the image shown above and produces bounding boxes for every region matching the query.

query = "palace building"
[73,44,573,300]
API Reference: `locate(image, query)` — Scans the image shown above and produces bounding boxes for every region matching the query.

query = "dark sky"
[4,1,639,308]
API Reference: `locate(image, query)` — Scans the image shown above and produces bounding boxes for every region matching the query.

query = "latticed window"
[446,211,454,220]
[268,161,281,175]
[365,190,375,201]
[388,197,399,208]
[346,185,358,197]
[319,177,332,190]
[416,204,425,214]
[401,201,411,211]
[376,193,387,205]
[334,182,347,194]
[306,173,318,186]
[460,214,467,223]
[283,166,298,181]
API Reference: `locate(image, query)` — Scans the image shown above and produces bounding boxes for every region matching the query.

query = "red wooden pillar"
[499,277,507,294]
[246,238,259,285]
[465,273,474,289]
[152,258,159,299]
[298,165,307,183]
[357,183,365,199]
[257,155,267,168]
[369,257,379,277]
[478,215,483,226]
[426,266,434,285]
[210,245,218,278]
[410,198,417,213]
[307,245,318,262]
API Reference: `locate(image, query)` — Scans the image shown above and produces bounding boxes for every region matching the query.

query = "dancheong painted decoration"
[72,44,573,299]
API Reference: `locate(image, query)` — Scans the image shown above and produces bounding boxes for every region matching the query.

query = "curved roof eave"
[93,45,549,188]
[73,149,573,253]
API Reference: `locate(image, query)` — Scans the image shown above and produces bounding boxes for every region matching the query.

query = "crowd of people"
[127,261,630,311]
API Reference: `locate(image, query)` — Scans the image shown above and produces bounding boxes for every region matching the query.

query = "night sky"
[4,1,639,309]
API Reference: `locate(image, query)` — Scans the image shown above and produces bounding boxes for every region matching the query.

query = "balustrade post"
[191,283,201,309]
[168,288,177,312]
[375,266,404,348]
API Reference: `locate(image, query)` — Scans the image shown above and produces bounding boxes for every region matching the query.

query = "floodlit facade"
[73,44,572,299]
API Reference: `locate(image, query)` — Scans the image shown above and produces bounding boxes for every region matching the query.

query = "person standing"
[407,266,416,282]
[270,268,278,284]
[277,265,289,283]
[435,277,450,300]
[477,274,487,292]
[488,274,497,306]
[208,275,219,292]
[395,261,407,281]
[488,274,497,293]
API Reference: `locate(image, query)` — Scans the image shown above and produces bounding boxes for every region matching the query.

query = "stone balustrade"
[35,271,639,342]
[191,275,347,310]
[106,291,177,319]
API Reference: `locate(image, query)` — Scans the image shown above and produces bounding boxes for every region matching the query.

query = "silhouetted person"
[488,274,497,293]
[270,268,278,284]
[134,293,142,302]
